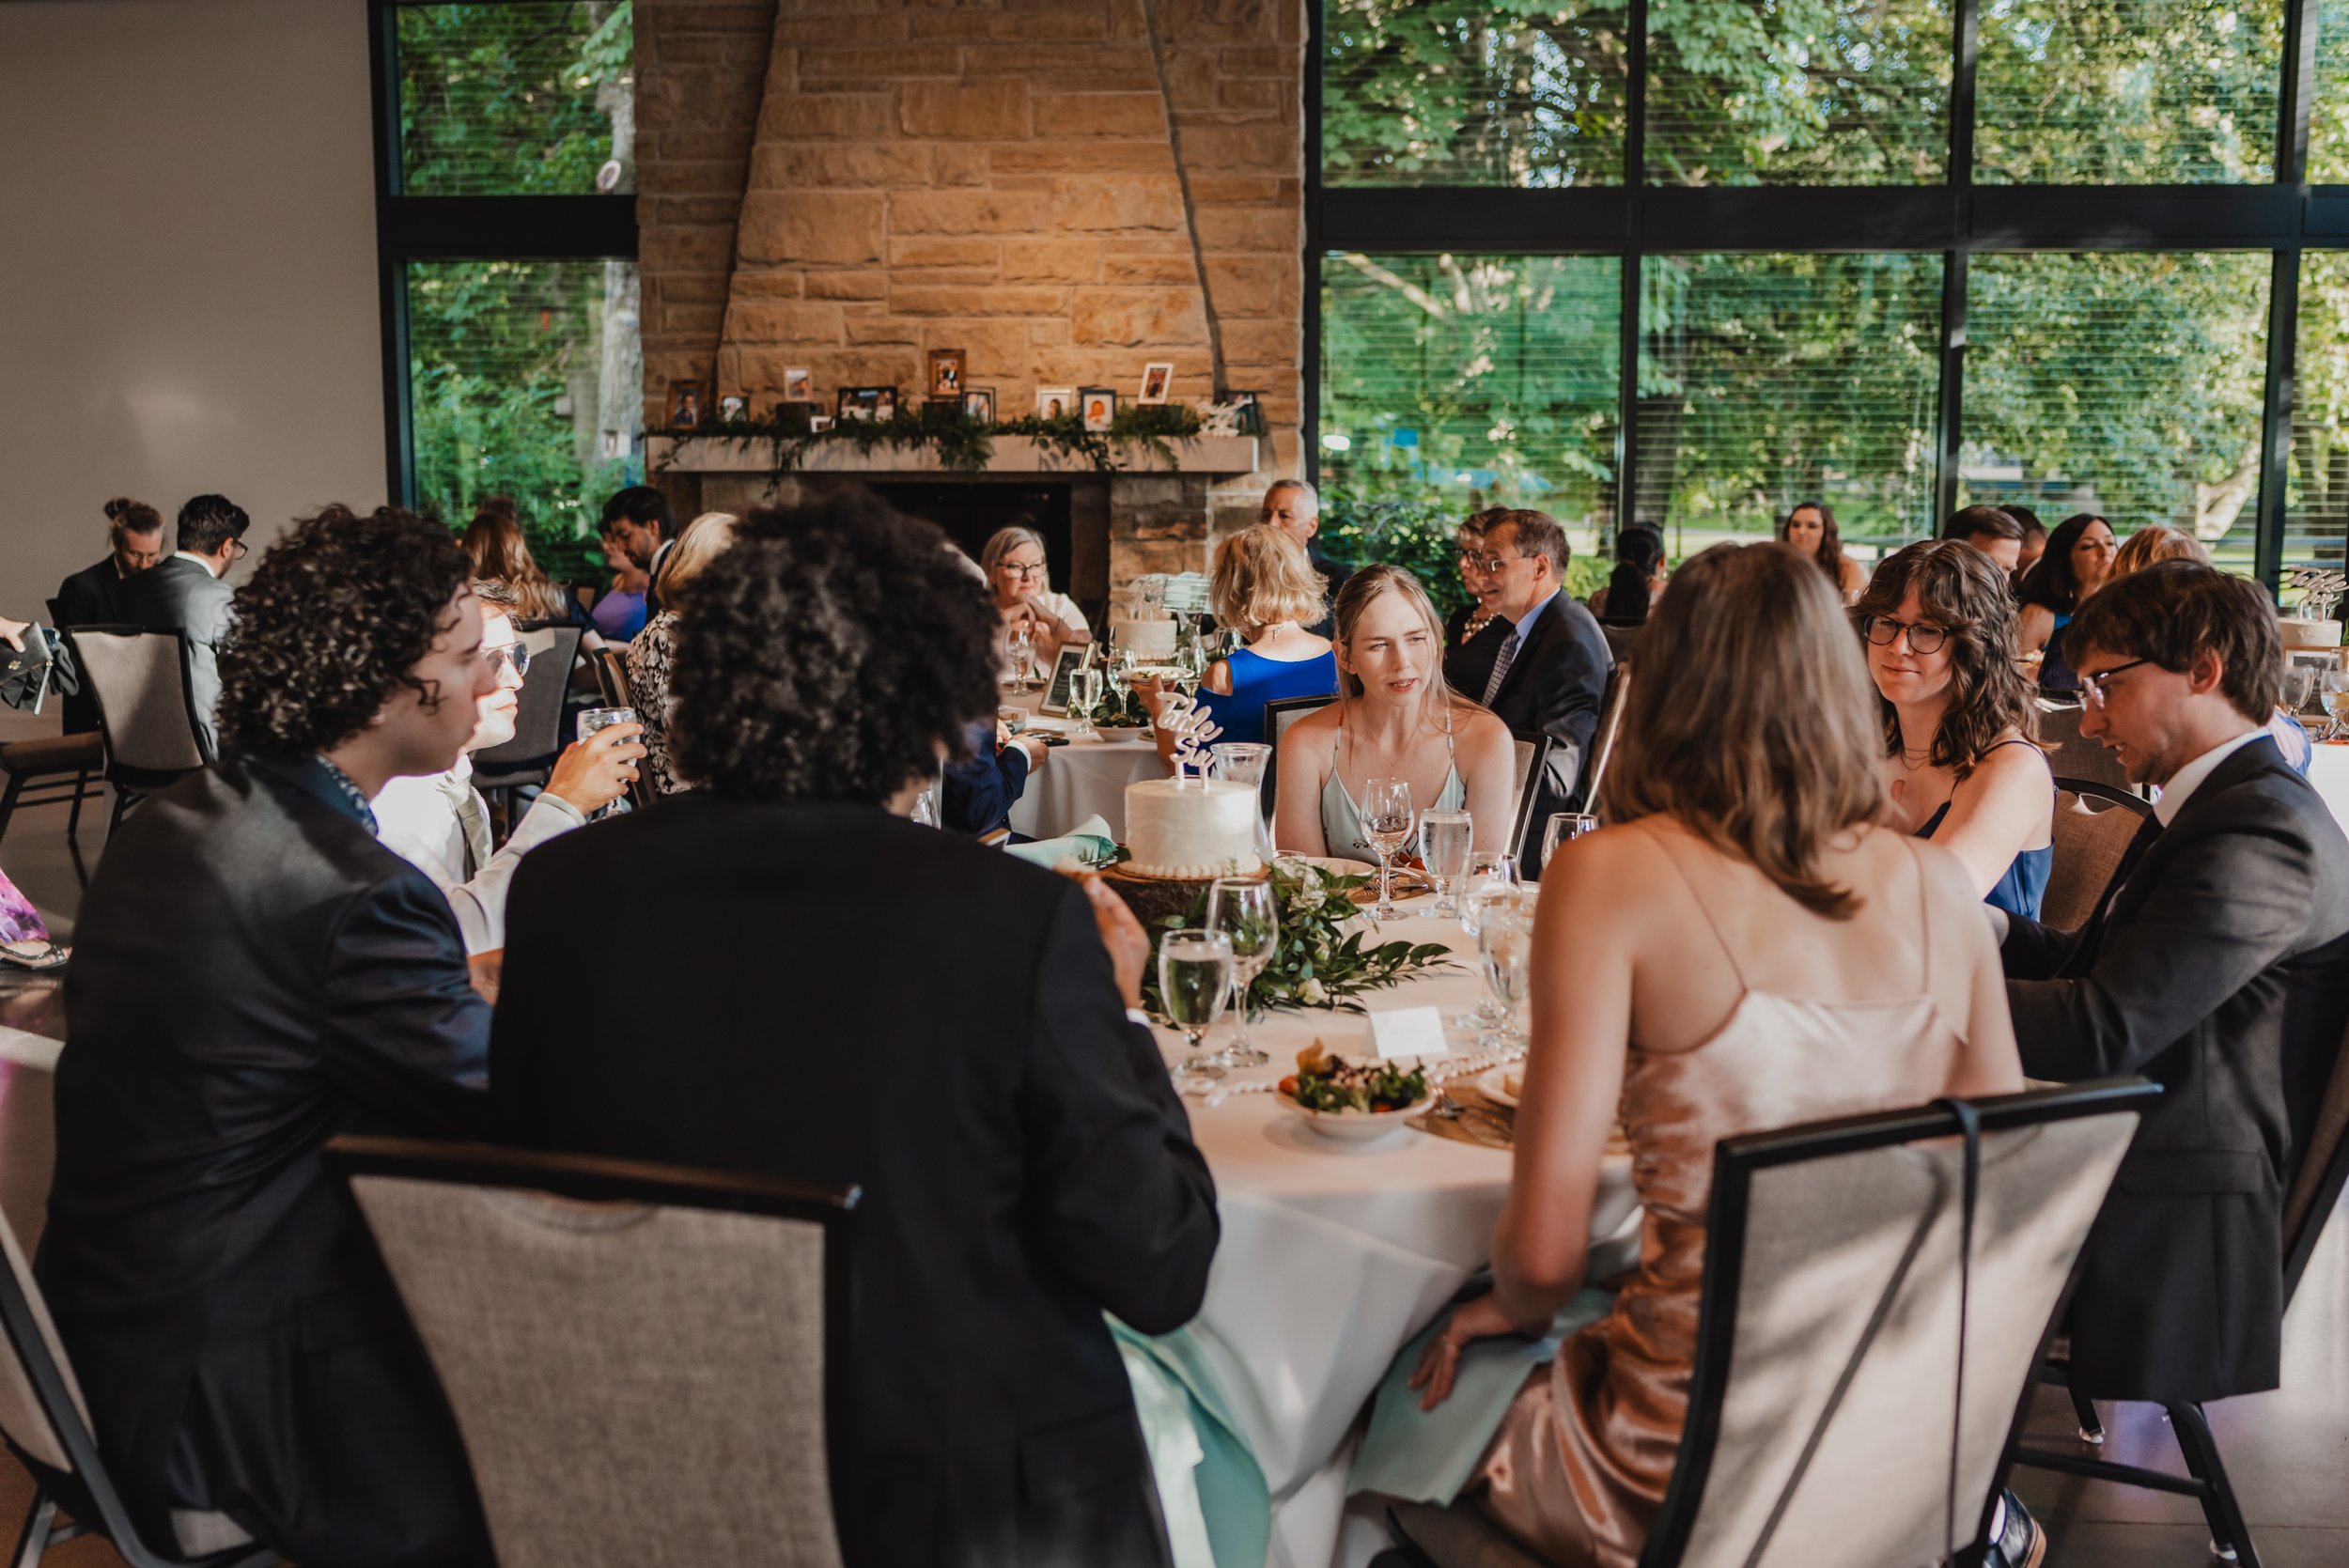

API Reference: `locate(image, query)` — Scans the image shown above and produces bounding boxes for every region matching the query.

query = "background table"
[1001,686,1166,840]
[1150,910,1638,1568]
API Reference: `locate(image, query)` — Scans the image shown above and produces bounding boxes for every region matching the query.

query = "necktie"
[440,773,492,880]
[1482,631,1521,707]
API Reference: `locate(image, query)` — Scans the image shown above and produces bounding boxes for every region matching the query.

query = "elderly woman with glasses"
[1853,539,2054,920]
[980,523,1092,666]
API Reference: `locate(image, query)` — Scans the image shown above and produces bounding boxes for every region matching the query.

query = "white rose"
[1314,939,1332,964]
[1299,978,1330,1006]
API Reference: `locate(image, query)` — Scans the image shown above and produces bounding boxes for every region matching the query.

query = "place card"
[1363,1005,1451,1062]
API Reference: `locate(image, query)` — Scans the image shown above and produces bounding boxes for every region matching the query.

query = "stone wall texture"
[634,0,1304,553]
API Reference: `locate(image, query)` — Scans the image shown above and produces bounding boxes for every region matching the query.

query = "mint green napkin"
[1005,815,1116,868]
[1112,1319,1269,1568]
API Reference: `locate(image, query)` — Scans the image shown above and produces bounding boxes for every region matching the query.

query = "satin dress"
[1470,839,1967,1568]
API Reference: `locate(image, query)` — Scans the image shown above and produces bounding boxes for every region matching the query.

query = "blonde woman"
[1152,527,1334,768]
[2110,522,2209,577]
[626,511,740,794]
[980,523,1092,666]
[1273,565,1517,858]
[1381,541,2027,1568]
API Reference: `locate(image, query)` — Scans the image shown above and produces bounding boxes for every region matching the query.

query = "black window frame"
[1306,0,2340,593]
[367,0,641,513]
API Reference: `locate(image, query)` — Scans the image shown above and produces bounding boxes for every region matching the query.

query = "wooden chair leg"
[10,1484,55,1568]
[2169,1401,2260,1568]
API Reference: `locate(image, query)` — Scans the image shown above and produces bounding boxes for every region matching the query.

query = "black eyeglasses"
[485,643,530,675]
[2079,659,2150,710]
[1859,615,1949,656]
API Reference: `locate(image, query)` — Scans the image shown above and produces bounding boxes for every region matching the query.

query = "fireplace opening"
[867,481,1076,597]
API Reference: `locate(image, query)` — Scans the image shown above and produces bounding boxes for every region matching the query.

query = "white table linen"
[2307,741,2349,830]
[1150,916,1639,1568]
[1002,686,1167,840]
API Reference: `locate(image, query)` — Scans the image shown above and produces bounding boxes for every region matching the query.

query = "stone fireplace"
[633,0,1304,582]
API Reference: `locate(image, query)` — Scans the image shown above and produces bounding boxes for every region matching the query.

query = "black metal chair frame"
[0,1250,280,1568]
[323,1136,863,1565]
[61,626,213,838]
[0,743,102,854]
[1261,692,1338,810]
[2050,776,2155,817]
[587,647,653,811]
[1505,730,1554,872]
[2011,1058,2349,1568]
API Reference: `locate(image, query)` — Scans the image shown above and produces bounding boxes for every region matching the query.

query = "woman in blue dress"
[1152,524,1336,761]
[1856,539,2054,921]
[2017,511,2117,691]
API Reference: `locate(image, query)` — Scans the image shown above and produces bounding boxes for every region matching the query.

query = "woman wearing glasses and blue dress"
[1854,539,2055,922]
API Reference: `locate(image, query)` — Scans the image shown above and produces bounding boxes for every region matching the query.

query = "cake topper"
[1157,691,1223,780]
[2287,567,2347,624]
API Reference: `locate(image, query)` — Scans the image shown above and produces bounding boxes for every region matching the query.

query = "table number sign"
[1158,691,1223,779]
[1037,645,1087,716]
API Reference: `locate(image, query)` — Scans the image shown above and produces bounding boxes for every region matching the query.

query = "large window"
[1311,0,2349,593]
[375,0,640,580]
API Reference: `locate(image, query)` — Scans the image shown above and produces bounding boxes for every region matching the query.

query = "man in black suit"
[1261,478,1347,638]
[114,493,251,755]
[600,484,676,613]
[495,493,1220,1568]
[53,500,167,732]
[1999,562,2349,1405]
[1473,508,1613,874]
[40,506,500,1565]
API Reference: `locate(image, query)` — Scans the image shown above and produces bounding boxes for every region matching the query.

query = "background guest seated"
[1997,561,2349,1408]
[53,497,166,732]
[460,502,598,644]
[1943,503,2028,575]
[2016,511,2118,691]
[941,713,1049,838]
[491,494,1220,1568]
[1391,541,2024,1568]
[1780,498,1867,602]
[115,492,251,754]
[1151,523,1332,765]
[1443,510,1506,699]
[626,510,739,794]
[981,521,1092,671]
[1587,523,1665,625]
[589,517,651,642]
[1274,565,1515,860]
[1856,539,2054,919]
[1259,477,1347,638]
[39,506,499,1566]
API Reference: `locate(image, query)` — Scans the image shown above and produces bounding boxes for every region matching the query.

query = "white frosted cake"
[1124,778,1264,878]
[1111,615,1178,659]
[2281,617,2342,651]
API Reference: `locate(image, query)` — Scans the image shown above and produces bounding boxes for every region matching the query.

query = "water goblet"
[1004,621,1036,692]
[1066,664,1102,739]
[575,706,637,820]
[1361,776,1417,924]
[2326,669,2349,741]
[1205,877,1277,1067]
[1541,811,1600,872]
[1477,903,1535,1051]
[1455,854,1519,1027]
[1418,808,1474,918]
[1159,929,1233,1087]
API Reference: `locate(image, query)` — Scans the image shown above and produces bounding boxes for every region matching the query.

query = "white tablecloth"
[1001,687,1167,840]
[1148,913,1640,1568]
[2309,741,2349,829]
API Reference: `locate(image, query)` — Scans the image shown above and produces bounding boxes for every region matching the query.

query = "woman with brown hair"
[1854,539,2054,919]
[1781,497,1867,602]
[1376,541,2027,1568]
[2017,511,2120,690]
[460,506,572,625]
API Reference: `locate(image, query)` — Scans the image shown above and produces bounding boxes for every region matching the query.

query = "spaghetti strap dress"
[1319,717,1464,861]
[1912,737,2052,922]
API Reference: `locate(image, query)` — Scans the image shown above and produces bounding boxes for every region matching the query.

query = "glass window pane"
[1317,254,1620,599]
[1633,253,1944,562]
[406,259,644,575]
[2288,251,2349,574]
[1960,252,2269,572]
[1645,0,1952,186]
[1974,0,2283,184]
[397,1,636,197]
[1321,0,1627,187]
[2310,0,2349,180]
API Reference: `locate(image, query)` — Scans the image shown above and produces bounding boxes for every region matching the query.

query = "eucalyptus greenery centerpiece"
[1142,857,1453,1017]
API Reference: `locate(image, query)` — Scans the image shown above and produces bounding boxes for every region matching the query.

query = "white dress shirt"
[2152,728,2267,828]
[371,754,586,954]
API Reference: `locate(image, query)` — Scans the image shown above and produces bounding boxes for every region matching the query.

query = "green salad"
[1279,1042,1428,1114]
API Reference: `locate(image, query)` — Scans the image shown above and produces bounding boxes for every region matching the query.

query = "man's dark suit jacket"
[2004,735,2349,1403]
[1480,592,1614,872]
[115,555,234,755]
[493,795,1221,1568]
[941,721,1032,837]
[1443,606,1506,703]
[52,555,128,732]
[39,756,491,1564]
[1306,544,1349,640]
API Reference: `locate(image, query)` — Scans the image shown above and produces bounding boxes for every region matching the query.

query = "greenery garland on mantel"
[652,402,1212,479]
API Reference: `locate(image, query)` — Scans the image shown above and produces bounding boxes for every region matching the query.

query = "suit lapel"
[1490,596,1559,710]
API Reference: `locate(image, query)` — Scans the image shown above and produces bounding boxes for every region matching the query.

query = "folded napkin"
[1005,815,1116,868]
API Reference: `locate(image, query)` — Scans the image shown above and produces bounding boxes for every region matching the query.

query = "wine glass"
[1067,662,1102,739]
[575,706,637,820]
[1159,929,1233,1087]
[1004,621,1035,692]
[1361,776,1417,923]
[1456,857,1520,1028]
[1418,808,1474,919]
[2281,664,2314,719]
[1542,811,1600,871]
[2326,669,2349,741]
[1477,902,1535,1050]
[1206,878,1277,1066]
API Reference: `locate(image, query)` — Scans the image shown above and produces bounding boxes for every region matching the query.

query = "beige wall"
[0,0,384,620]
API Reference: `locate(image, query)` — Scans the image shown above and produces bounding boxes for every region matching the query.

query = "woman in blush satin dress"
[1401,543,2027,1568]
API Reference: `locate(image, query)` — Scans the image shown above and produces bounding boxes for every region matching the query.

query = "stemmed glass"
[1206,877,1277,1067]
[2326,669,2349,741]
[1159,929,1233,1087]
[1418,808,1474,918]
[1455,854,1518,1029]
[1477,899,1535,1051]
[1004,621,1036,692]
[1361,776,1417,924]
[1542,811,1600,871]
[575,706,637,819]
[1066,660,1102,739]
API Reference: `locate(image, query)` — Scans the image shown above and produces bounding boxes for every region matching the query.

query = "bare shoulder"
[1281,701,1342,757]
[1456,705,1516,760]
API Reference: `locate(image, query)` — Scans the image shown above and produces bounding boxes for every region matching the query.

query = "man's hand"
[467,950,503,1005]
[545,720,646,815]
[1011,735,1050,771]
[1073,872,1149,1010]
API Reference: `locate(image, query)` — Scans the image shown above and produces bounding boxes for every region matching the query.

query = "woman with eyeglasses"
[1854,540,2053,920]
[1444,510,1509,698]
[980,523,1092,667]
[2017,512,2119,691]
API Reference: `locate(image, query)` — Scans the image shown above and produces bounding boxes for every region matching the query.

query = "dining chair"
[1582,658,1632,812]
[585,648,654,810]
[471,625,583,821]
[329,1136,861,1568]
[0,1201,277,1568]
[62,627,212,837]
[0,733,103,852]
[2036,704,2138,794]
[2038,780,2154,934]
[1504,732,1553,872]
[2013,1017,2349,1568]
[1262,693,1337,811]
[1380,1079,2157,1568]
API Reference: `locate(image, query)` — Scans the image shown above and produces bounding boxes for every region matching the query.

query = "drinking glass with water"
[1159,929,1233,1089]
[1418,808,1473,918]
[575,706,637,819]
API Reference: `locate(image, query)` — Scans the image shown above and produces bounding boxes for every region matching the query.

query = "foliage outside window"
[2288,251,2349,571]
[1959,251,2270,567]
[397,1,635,196]
[2311,0,2349,180]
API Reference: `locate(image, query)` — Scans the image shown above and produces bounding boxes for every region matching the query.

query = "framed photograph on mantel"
[1079,386,1117,432]
[665,380,704,429]
[1036,386,1074,420]
[962,387,995,423]
[1139,363,1174,404]
[928,349,966,398]
[783,366,813,402]
[838,386,897,422]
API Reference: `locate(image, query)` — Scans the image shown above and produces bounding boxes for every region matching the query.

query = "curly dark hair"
[215,505,474,757]
[669,492,1000,803]
[1852,538,2038,779]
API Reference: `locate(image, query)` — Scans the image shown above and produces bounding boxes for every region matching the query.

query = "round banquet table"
[1138,908,1641,1568]
[1000,684,1168,840]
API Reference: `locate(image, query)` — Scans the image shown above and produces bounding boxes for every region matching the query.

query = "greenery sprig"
[654,401,1208,480]
[1143,858,1454,1017]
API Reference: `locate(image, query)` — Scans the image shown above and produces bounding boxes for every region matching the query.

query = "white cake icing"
[2280,617,2342,651]
[1124,778,1264,878]
[1112,615,1178,659]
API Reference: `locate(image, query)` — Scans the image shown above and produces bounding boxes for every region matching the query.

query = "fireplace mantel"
[651,433,1260,478]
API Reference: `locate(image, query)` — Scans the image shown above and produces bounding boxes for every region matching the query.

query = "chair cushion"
[171,1508,256,1555]
[0,734,102,778]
